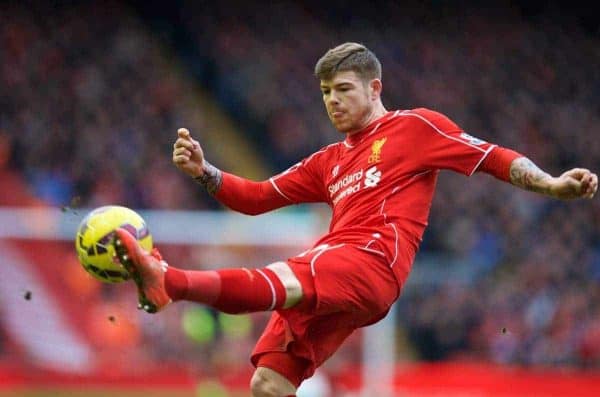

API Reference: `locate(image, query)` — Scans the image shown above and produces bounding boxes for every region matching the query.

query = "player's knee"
[250,369,289,397]
[267,261,303,309]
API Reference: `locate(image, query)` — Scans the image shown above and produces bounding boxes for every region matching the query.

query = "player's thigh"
[255,351,312,388]
[297,244,399,319]
[252,310,359,383]
[251,365,297,397]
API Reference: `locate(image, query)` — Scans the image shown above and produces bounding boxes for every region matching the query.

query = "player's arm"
[172,128,289,215]
[408,108,597,200]
[479,147,598,200]
[508,157,597,200]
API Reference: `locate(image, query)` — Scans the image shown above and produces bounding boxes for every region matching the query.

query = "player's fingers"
[178,128,200,150]
[174,138,194,149]
[172,155,190,165]
[173,147,191,158]
[178,128,191,140]
[583,185,592,198]
[173,138,195,150]
[174,137,201,153]
[584,174,593,192]
[587,174,598,197]
[565,168,591,180]
[583,172,597,195]
[588,173,596,187]
[580,173,591,190]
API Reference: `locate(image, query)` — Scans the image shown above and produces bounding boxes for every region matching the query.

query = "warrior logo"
[368,137,387,164]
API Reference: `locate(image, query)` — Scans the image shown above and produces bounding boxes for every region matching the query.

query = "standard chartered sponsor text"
[329,167,382,205]
[328,169,363,195]
[332,182,362,205]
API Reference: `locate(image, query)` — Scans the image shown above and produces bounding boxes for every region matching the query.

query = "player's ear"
[369,79,382,100]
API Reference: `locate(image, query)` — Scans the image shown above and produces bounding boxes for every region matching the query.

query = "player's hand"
[549,168,598,199]
[172,128,204,178]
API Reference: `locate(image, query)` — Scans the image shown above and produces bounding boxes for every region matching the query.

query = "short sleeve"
[408,108,496,176]
[269,149,330,204]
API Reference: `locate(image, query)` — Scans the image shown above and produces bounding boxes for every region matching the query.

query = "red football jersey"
[269,108,497,284]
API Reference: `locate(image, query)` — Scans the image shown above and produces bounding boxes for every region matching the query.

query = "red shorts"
[251,244,400,386]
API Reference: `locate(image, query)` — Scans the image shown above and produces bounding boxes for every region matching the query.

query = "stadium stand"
[0,1,267,211]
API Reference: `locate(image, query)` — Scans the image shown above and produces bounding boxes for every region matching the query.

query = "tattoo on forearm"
[194,160,223,195]
[509,157,553,195]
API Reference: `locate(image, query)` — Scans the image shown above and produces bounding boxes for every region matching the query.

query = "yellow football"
[75,205,152,283]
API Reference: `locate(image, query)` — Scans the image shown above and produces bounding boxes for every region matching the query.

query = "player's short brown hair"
[314,42,382,82]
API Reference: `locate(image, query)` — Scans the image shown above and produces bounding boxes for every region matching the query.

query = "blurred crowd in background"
[0,1,219,211]
[2,0,600,384]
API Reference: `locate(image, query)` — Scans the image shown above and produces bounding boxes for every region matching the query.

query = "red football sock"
[165,266,287,314]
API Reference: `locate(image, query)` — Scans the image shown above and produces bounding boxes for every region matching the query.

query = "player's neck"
[346,103,388,137]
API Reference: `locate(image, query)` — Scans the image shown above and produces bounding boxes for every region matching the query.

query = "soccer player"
[113,43,598,397]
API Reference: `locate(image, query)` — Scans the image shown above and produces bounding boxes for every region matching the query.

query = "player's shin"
[164,265,303,313]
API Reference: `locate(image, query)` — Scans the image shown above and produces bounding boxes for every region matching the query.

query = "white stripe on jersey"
[270,142,342,200]
[387,223,399,268]
[399,110,487,153]
[406,169,433,184]
[344,122,383,148]
[269,178,293,202]
[378,197,400,268]
[310,243,345,276]
[469,145,497,176]
[357,246,386,257]
[366,122,382,138]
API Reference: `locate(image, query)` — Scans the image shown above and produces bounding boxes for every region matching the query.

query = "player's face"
[320,70,377,133]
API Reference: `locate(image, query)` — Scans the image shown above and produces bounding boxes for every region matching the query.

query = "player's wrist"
[189,165,204,179]
[194,160,223,195]
[545,176,566,198]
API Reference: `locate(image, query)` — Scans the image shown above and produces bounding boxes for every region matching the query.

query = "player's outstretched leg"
[113,228,312,316]
[113,227,172,313]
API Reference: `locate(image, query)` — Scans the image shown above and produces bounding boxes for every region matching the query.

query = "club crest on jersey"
[368,137,387,164]
[460,132,487,146]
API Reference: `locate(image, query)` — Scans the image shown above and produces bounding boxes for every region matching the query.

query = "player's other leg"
[112,228,308,314]
[250,366,297,397]
[250,349,312,397]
